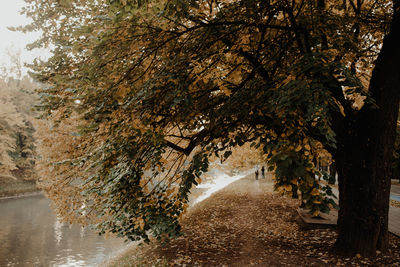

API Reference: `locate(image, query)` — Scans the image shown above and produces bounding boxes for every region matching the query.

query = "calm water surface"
[0,194,126,267]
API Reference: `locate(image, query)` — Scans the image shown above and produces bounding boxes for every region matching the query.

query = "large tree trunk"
[331,1,400,257]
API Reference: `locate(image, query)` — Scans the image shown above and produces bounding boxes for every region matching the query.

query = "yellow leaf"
[312,210,320,217]
[166,188,175,196]
[332,97,346,117]
[139,178,147,187]
[222,87,232,96]
[295,145,302,152]
[135,218,145,230]
[310,188,320,196]
[284,184,292,191]
[304,144,311,151]
[139,218,145,230]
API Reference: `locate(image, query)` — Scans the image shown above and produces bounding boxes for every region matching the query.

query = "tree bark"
[328,162,336,185]
[332,1,400,257]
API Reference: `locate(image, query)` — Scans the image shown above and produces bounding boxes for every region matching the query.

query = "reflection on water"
[0,194,126,266]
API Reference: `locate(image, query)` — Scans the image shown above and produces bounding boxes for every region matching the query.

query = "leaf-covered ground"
[107,175,400,267]
[392,200,400,208]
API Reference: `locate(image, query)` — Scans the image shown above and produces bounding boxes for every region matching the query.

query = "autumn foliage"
[22,0,399,256]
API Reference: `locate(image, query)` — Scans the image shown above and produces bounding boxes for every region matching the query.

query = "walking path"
[107,175,400,267]
[391,184,400,194]
[392,184,400,201]
[298,184,400,237]
[389,207,400,236]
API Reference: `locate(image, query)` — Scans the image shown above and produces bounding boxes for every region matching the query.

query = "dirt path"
[234,175,271,266]
[108,175,400,267]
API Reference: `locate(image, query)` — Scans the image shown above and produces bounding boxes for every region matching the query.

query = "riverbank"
[106,175,400,266]
[0,190,42,201]
[0,176,39,199]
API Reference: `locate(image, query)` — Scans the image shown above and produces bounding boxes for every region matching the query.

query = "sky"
[0,0,47,74]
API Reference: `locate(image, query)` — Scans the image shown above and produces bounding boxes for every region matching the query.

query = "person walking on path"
[255,169,259,180]
[261,166,265,179]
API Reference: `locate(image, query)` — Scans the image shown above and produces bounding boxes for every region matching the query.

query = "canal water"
[0,167,252,266]
[0,194,126,267]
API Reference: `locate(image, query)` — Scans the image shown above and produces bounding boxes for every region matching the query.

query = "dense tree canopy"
[24,0,399,255]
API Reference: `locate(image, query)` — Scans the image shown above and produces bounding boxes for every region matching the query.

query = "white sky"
[0,0,47,74]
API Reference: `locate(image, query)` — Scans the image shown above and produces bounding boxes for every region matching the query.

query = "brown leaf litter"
[107,175,400,267]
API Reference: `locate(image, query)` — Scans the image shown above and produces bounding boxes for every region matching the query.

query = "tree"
[7,122,37,179]
[0,70,39,180]
[0,48,23,83]
[24,0,398,256]
[331,1,400,255]
[6,48,23,82]
[392,110,400,183]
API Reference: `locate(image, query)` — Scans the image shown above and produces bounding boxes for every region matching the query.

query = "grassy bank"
[0,176,39,198]
[105,175,400,267]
